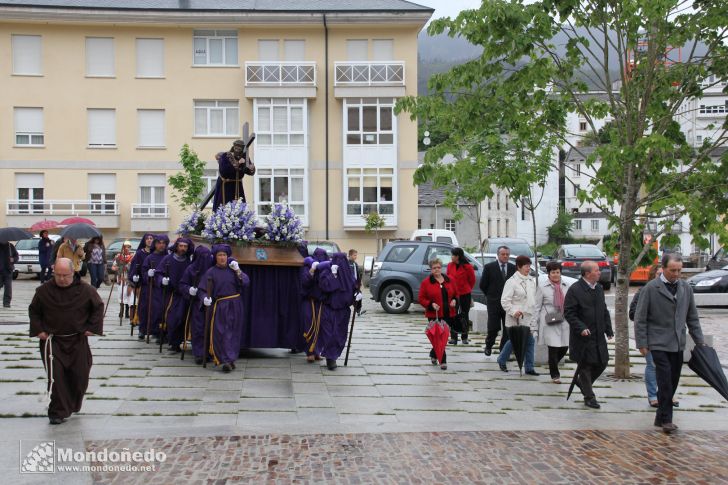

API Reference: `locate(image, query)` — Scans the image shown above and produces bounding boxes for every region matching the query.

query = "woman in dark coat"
[446,247,475,345]
[199,244,249,372]
[317,252,355,370]
[418,258,458,370]
[38,230,53,283]
[179,246,213,365]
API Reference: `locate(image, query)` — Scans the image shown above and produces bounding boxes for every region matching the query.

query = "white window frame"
[136,38,164,78]
[137,109,165,148]
[591,219,599,232]
[254,167,307,224]
[88,173,116,214]
[344,167,395,219]
[575,219,582,230]
[14,107,44,147]
[194,100,239,137]
[85,37,115,77]
[87,109,116,148]
[138,175,166,217]
[254,98,307,147]
[193,30,238,66]
[15,173,44,214]
[11,34,42,76]
[344,98,395,146]
[444,219,456,232]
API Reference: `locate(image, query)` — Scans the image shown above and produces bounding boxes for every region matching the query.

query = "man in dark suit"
[479,246,516,355]
[563,261,614,410]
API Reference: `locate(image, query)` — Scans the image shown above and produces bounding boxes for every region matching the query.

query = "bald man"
[563,260,614,409]
[29,258,104,424]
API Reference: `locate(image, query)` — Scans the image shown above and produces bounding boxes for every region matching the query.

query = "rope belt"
[209,294,241,366]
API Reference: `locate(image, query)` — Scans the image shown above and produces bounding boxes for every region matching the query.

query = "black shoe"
[525,370,539,376]
[137,334,145,341]
[2,304,10,308]
[461,338,470,345]
[230,362,236,370]
[662,423,678,434]
[448,339,458,345]
[326,358,338,370]
[168,344,181,353]
[49,417,64,425]
[654,417,663,427]
[194,357,203,365]
[499,363,509,372]
[584,398,601,409]
[124,305,130,318]
[484,347,492,356]
[221,364,232,373]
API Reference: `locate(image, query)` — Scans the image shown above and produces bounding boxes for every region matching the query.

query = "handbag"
[545,310,564,325]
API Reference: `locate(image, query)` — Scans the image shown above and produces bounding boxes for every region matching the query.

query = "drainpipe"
[323,13,330,240]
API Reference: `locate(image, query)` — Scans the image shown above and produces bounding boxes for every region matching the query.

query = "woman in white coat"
[536,261,573,383]
[497,255,539,375]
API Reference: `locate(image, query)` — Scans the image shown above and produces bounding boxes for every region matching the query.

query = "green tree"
[547,210,574,245]
[397,0,728,378]
[364,212,386,252]
[168,144,207,213]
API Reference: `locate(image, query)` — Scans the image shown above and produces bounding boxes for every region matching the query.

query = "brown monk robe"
[29,258,104,424]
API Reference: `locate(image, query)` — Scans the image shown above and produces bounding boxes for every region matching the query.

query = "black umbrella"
[688,345,728,401]
[508,324,532,376]
[60,223,101,239]
[566,362,582,401]
[0,227,33,243]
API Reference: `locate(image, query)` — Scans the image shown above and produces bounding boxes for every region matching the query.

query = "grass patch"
[87,396,120,400]
[685,391,700,396]
[0,379,34,383]
[133,398,201,402]
[16,391,41,395]
[5,365,36,369]
[113,413,135,416]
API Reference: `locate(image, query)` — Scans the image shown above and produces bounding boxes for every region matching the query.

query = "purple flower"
[263,203,304,243]
[202,200,257,242]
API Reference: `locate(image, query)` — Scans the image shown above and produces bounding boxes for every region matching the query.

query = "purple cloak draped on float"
[199,264,249,366]
[179,246,213,359]
[212,151,254,210]
[140,235,169,337]
[156,238,194,347]
[317,253,355,361]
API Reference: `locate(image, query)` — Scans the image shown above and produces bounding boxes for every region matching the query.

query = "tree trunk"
[613,217,634,379]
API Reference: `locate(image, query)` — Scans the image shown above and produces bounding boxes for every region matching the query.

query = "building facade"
[0,0,432,256]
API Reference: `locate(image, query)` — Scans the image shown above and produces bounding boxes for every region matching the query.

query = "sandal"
[306,355,315,363]
[552,378,561,384]
[649,400,659,408]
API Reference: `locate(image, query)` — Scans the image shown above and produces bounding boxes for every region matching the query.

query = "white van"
[410,229,459,246]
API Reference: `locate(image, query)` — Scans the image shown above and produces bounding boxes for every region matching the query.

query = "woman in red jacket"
[447,247,476,345]
[418,258,458,369]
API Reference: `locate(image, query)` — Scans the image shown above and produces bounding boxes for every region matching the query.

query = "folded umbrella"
[29,220,60,232]
[0,227,33,243]
[60,223,101,239]
[508,324,531,376]
[59,217,95,226]
[425,310,449,364]
[688,345,728,401]
[566,362,582,401]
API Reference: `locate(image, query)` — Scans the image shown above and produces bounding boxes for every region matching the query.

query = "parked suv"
[13,235,61,279]
[551,244,612,290]
[369,241,484,314]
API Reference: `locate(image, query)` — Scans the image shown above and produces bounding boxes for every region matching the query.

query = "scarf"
[552,280,565,311]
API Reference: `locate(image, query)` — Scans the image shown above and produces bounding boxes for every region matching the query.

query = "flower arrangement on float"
[201,200,257,243]
[262,203,304,244]
[176,209,206,236]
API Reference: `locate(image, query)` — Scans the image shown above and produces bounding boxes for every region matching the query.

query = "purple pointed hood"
[136,233,155,252]
[303,256,314,268]
[190,245,212,275]
[331,252,355,295]
[312,247,329,263]
[211,243,232,257]
[170,237,195,259]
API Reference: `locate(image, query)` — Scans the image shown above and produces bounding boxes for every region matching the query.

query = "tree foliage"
[169,144,207,213]
[397,0,728,378]
[547,210,574,244]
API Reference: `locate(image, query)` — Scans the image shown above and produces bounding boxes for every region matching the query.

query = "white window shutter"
[87,174,116,194]
[12,35,42,75]
[372,39,394,61]
[15,173,44,188]
[138,110,165,147]
[258,40,279,61]
[346,40,368,61]
[88,109,116,146]
[136,38,164,77]
[14,107,43,133]
[284,40,305,61]
[86,37,115,76]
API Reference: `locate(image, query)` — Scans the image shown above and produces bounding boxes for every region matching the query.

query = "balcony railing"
[245,62,316,86]
[334,61,405,86]
[6,199,119,215]
[131,204,169,219]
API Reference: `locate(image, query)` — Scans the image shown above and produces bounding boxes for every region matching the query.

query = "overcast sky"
[415,0,483,23]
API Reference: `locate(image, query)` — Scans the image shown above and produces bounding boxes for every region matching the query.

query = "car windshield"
[503,243,534,257]
[308,243,336,256]
[565,246,604,258]
[385,245,416,263]
[15,239,38,250]
[108,241,124,251]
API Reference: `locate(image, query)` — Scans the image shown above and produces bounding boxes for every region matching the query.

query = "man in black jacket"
[0,242,19,307]
[479,246,516,355]
[564,261,614,409]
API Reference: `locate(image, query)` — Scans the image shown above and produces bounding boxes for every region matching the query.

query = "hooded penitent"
[179,246,214,360]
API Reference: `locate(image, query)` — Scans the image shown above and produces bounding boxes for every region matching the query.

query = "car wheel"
[12,271,18,280]
[380,284,411,314]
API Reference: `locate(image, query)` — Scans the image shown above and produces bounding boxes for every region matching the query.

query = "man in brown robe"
[29,258,104,424]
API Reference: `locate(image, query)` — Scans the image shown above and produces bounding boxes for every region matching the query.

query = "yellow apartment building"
[0,0,432,254]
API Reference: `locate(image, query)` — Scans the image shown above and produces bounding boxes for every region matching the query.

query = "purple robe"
[199,265,249,366]
[156,253,192,346]
[141,251,167,337]
[212,151,254,210]
[300,257,323,356]
[128,248,151,333]
[179,247,213,359]
[317,253,355,361]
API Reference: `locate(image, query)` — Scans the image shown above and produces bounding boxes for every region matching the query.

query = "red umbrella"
[29,220,60,231]
[426,318,450,363]
[59,217,95,226]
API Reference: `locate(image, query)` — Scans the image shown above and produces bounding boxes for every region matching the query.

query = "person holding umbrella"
[0,240,20,308]
[497,255,539,375]
[57,238,85,280]
[418,258,458,370]
[634,254,705,433]
[563,261,614,409]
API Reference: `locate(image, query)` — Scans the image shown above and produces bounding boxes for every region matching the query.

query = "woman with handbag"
[536,261,573,383]
[497,255,539,375]
[447,247,476,345]
[418,258,458,370]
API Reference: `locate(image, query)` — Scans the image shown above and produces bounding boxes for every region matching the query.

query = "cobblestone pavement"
[1,277,727,484]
